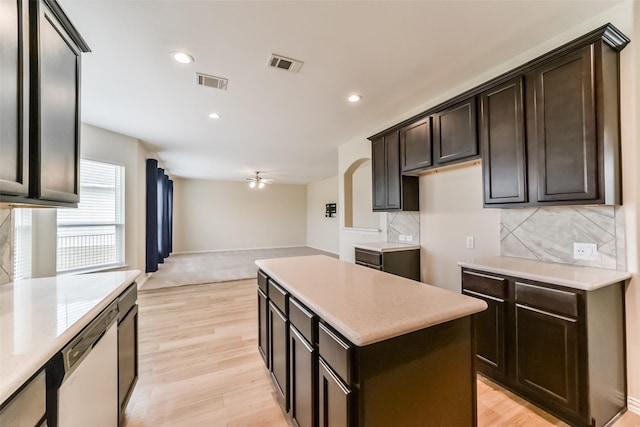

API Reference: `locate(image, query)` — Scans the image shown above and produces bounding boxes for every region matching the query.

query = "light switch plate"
[406,235,414,242]
[574,242,598,260]
[399,235,407,241]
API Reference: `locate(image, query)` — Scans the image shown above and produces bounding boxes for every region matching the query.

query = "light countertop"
[353,242,421,252]
[0,270,140,404]
[256,255,486,346]
[458,256,631,290]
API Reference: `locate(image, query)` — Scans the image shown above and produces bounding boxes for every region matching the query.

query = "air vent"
[268,53,303,73]
[196,73,228,90]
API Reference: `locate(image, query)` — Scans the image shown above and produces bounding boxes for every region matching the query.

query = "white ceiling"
[59,0,622,184]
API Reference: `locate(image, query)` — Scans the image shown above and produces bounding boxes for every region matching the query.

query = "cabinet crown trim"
[367,23,628,141]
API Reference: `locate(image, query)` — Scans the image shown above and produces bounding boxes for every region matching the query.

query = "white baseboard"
[305,245,339,256]
[172,245,306,255]
[628,396,640,415]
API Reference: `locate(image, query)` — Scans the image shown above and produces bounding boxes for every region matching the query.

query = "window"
[57,159,125,273]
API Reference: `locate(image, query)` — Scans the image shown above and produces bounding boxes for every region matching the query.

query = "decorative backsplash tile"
[387,212,420,244]
[0,208,13,285]
[501,206,625,270]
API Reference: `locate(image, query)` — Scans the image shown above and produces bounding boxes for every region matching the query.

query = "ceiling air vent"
[196,73,228,90]
[268,53,303,73]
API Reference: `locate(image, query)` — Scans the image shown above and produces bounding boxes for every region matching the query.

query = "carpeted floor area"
[140,246,337,290]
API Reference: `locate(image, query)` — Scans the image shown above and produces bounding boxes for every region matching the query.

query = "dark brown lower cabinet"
[290,326,316,427]
[269,301,289,410]
[462,268,626,427]
[318,358,351,427]
[515,304,579,412]
[258,288,269,367]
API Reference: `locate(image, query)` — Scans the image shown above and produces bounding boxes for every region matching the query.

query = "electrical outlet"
[573,242,598,260]
[406,235,414,242]
[466,236,475,249]
[399,235,407,241]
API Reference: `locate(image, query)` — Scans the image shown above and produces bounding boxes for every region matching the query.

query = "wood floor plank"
[122,279,640,427]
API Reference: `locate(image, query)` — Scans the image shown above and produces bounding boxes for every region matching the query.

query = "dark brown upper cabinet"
[433,97,479,165]
[0,0,30,198]
[528,45,599,204]
[0,0,90,208]
[400,117,432,173]
[371,132,419,212]
[480,77,527,205]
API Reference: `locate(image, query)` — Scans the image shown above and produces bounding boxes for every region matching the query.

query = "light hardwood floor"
[123,279,640,427]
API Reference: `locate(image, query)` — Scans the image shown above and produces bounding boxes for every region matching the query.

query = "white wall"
[81,123,155,283]
[420,166,501,292]
[338,139,385,262]
[351,161,379,229]
[173,179,307,253]
[306,176,339,254]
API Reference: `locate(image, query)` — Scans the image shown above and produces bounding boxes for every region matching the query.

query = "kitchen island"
[256,255,487,427]
[0,270,140,425]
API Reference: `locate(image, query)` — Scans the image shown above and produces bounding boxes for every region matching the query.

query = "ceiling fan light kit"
[247,171,271,190]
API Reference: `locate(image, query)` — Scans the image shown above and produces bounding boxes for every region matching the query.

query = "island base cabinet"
[258,289,269,367]
[269,302,289,411]
[356,317,476,427]
[290,326,316,427]
[319,358,352,427]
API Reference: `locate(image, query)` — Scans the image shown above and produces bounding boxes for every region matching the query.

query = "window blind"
[57,159,125,273]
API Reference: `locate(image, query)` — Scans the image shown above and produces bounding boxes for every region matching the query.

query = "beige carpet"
[140,246,337,290]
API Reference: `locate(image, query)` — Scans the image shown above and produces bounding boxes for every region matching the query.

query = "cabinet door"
[463,290,506,376]
[0,0,29,197]
[481,78,527,205]
[118,305,138,419]
[269,301,289,410]
[371,137,386,211]
[318,358,352,427]
[400,117,431,173]
[530,45,598,203]
[385,132,401,210]
[33,0,82,203]
[433,97,478,164]
[258,288,269,368]
[290,326,316,427]
[515,304,579,412]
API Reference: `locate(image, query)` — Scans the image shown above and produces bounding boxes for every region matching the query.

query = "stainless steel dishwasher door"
[58,321,118,427]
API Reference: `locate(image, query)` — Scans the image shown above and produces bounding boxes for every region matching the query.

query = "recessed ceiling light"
[208,112,221,119]
[348,94,362,103]
[171,51,194,64]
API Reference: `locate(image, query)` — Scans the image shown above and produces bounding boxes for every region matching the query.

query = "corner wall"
[306,176,339,254]
[172,179,307,253]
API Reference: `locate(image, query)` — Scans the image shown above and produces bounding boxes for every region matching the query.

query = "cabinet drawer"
[355,249,381,267]
[319,323,351,384]
[289,298,315,344]
[258,270,268,294]
[462,271,507,299]
[515,282,578,318]
[0,370,46,427]
[269,279,288,315]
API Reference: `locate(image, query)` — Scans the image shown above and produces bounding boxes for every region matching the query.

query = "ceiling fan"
[246,171,273,189]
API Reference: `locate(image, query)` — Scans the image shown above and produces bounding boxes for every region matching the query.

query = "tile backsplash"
[501,206,625,270]
[0,208,13,285]
[387,212,420,244]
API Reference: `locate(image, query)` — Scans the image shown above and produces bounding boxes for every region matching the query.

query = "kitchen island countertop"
[0,270,140,404]
[256,255,486,346]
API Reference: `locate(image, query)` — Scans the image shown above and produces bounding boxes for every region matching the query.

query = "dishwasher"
[57,300,119,427]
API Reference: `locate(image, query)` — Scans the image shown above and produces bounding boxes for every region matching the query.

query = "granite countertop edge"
[458,257,631,291]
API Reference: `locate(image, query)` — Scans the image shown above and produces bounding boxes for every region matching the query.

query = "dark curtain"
[146,159,173,273]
